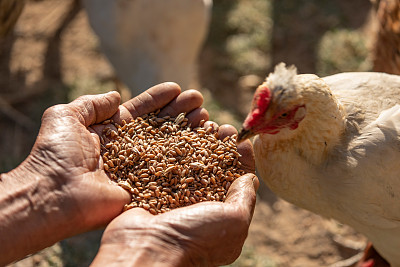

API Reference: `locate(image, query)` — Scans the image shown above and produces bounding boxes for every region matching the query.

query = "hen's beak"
[237,128,255,143]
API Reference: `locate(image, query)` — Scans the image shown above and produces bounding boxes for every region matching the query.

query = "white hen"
[238,63,400,267]
[83,0,212,95]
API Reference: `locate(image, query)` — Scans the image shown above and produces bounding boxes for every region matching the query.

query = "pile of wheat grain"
[100,111,245,215]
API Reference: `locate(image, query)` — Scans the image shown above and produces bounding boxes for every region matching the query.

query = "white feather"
[254,70,400,266]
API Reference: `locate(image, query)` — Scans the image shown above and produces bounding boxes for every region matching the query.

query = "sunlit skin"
[0,82,258,267]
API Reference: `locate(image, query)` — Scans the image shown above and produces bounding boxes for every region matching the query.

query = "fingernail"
[250,174,259,191]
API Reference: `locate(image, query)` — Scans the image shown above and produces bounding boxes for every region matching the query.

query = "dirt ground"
[1,0,375,266]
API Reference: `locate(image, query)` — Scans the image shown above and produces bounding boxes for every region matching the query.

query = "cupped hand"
[12,83,208,234]
[91,123,258,267]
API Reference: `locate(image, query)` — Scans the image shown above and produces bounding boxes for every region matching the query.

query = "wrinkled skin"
[92,125,257,267]
[26,82,212,229]
[1,82,257,266]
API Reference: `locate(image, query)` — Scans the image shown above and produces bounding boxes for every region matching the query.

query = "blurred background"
[0,0,384,266]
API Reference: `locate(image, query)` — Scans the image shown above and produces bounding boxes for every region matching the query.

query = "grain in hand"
[100,111,245,214]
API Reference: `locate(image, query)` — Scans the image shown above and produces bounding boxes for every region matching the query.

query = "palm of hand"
[99,120,256,267]
[34,108,101,178]
[102,172,257,267]
[27,96,130,230]
[24,83,212,232]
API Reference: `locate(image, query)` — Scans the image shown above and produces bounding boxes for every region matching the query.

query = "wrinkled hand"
[91,124,258,267]
[10,83,208,234]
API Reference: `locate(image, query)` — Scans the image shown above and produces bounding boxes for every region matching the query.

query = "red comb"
[360,259,375,267]
[244,85,271,128]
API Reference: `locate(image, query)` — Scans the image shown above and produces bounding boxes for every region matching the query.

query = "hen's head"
[238,63,306,142]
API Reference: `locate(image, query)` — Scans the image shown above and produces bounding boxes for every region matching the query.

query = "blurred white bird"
[82,0,212,95]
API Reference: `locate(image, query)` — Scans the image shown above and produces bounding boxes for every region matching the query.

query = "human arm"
[0,82,207,265]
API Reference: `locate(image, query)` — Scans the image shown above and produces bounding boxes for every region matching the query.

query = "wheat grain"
[100,111,245,214]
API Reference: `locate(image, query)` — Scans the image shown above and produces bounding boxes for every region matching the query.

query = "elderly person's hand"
[91,123,258,267]
[0,83,207,265]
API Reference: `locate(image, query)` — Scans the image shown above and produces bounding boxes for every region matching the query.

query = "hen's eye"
[280,113,288,118]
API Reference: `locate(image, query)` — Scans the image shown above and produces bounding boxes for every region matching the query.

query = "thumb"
[106,207,154,231]
[69,91,121,127]
[225,173,259,221]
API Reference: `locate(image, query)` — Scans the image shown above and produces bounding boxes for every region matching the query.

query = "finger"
[217,124,237,140]
[158,89,203,118]
[225,173,259,222]
[69,91,121,127]
[237,139,255,173]
[89,129,104,170]
[185,107,209,127]
[112,82,181,124]
[203,121,219,132]
[89,123,118,140]
[89,131,100,153]
[114,207,155,225]
[96,173,132,203]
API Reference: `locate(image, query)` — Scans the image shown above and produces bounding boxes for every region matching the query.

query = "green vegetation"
[317,29,371,76]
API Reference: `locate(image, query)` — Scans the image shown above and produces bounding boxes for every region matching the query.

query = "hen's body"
[251,71,400,266]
